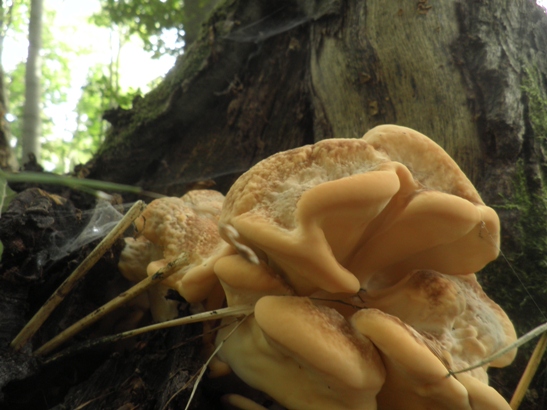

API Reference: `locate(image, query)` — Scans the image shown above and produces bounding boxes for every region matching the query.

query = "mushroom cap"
[221,138,390,295]
[119,190,227,304]
[220,125,499,295]
[172,243,233,303]
[118,236,163,283]
[362,125,482,204]
[217,295,512,410]
[139,189,225,284]
[350,308,511,410]
[118,237,179,322]
[135,190,225,262]
[456,373,514,410]
[445,274,517,371]
[214,254,293,306]
[221,394,268,410]
[358,271,516,376]
[217,296,385,410]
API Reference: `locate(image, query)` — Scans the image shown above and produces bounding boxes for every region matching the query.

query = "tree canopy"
[3,0,192,172]
[91,0,219,57]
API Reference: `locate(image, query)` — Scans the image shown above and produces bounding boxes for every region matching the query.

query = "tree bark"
[21,0,43,163]
[3,0,547,409]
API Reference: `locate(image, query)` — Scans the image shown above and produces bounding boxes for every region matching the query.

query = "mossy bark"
[4,0,547,409]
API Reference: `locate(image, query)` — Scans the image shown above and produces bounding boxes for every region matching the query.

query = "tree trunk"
[21,0,43,164]
[0,0,17,170]
[0,50,15,170]
[3,0,547,409]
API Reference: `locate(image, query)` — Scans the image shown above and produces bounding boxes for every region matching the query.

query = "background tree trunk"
[0,0,18,170]
[0,61,15,170]
[21,0,43,163]
[2,0,547,409]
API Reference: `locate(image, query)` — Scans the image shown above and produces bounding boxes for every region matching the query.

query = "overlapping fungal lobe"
[349,307,509,410]
[216,296,386,410]
[358,270,516,382]
[118,189,229,316]
[118,235,178,322]
[219,124,500,295]
[215,124,515,409]
[131,189,225,267]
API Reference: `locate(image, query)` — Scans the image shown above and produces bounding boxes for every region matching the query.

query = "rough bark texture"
[3,0,547,409]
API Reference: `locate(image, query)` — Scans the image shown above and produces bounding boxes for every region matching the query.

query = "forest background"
[1,0,216,173]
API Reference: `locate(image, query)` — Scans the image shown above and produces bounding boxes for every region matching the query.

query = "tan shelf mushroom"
[119,124,516,409]
[119,189,228,318]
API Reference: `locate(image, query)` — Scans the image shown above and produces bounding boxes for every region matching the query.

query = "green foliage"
[6,8,74,170]
[0,0,28,40]
[6,0,209,173]
[40,18,73,107]
[66,63,142,170]
[6,62,25,146]
[6,6,144,173]
[1,0,29,147]
[92,0,218,57]
[92,0,184,57]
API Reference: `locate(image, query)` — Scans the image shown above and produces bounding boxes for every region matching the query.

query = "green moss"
[484,65,547,329]
[517,66,547,284]
[481,66,547,404]
[487,162,547,320]
[522,65,547,141]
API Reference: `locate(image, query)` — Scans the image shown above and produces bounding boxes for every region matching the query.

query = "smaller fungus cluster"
[119,190,226,321]
[120,125,516,409]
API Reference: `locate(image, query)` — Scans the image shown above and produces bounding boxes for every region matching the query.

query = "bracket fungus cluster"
[120,125,517,409]
[119,190,226,321]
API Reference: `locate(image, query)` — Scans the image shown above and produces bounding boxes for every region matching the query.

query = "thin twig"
[34,253,193,357]
[10,200,146,352]
[181,314,251,410]
[168,320,237,351]
[510,332,547,409]
[42,306,253,364]
[73,390,116,410]
[448,321,547,377]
